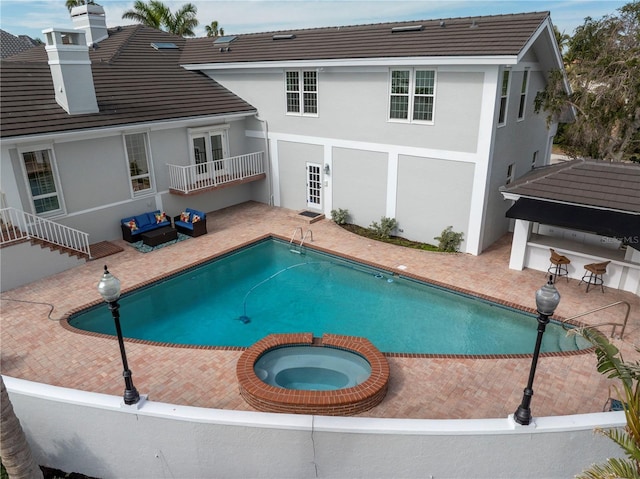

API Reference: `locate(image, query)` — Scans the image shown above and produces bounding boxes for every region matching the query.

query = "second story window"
[124,132,154,196]
[498,70,510,126]
[286,70,317,115]
[518,70,529,120]
[389,69,436,123]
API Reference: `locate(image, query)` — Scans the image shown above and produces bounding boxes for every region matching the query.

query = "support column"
[509,219,531,270]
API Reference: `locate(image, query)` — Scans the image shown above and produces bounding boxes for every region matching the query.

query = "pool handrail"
[561,300,631,339]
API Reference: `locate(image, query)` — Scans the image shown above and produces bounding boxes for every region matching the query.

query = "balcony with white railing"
[168,151,265,195]
[0,207,91,258]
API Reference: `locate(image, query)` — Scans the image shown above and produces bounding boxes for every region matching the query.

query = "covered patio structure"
[501,159,640,294]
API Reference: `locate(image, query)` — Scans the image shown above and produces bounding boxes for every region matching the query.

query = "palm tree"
[205,20,225,38]
[164,3,199,37]
[122,0,167,30]
[0,376,43,478]
[573,327,640,478]
[65,0,98,12]
[122,0,199,37]
[552,25,570,58]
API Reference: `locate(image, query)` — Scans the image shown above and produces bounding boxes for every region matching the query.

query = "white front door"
[306,162,322,209]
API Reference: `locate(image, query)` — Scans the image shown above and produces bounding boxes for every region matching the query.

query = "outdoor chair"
[548,248,571,283]
[579,260,610,293]
[173,208,207,237]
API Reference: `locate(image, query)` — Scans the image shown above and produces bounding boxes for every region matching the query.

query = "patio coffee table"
[141,226,178,247]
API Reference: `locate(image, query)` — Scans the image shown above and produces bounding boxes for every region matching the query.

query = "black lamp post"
[513,276,561,425]
[97,265,140,405]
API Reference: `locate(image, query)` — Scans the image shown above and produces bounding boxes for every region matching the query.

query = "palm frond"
[600,426,640,463]
[576,457,640,479]
[573,327,640,478]
[572,327,636,388]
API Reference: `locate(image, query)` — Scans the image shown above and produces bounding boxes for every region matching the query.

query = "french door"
[192,135,209,181]
[306,162,322,209]
[191,131,227,182]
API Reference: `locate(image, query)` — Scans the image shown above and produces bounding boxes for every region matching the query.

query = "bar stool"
[548,248,570,283]
[579,261,610,293]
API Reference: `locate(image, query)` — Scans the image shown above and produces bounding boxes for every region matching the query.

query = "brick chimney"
[71,4,108,46]
[43,29,99,115]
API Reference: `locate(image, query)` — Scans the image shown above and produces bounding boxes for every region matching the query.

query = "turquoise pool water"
[69,238,588,354]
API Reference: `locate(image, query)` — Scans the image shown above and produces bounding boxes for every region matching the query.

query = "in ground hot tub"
[255,345,372,390]
[237,333,389,415]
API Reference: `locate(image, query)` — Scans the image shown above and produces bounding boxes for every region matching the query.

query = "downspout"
[254,114,273,205]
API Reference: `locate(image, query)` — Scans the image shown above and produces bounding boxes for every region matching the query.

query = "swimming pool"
[68,237,589,355]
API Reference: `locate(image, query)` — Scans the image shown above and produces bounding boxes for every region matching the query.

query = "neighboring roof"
[501,159,640,214]
[0,25,256,140]
[180,12,550,65]
[0,30,39,58]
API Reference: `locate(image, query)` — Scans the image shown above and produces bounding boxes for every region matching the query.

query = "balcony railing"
[168,151,265,195]
[0,207,91,258]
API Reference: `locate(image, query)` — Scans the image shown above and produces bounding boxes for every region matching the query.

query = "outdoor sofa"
[120,210,171,243]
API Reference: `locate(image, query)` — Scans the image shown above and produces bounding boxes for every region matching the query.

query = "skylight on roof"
[151,42,178,50]
[213,36,237,45]
[391,25,423,33]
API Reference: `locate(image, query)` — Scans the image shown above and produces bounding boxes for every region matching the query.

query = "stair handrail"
[561,301,631,340]
[0,207,91,258]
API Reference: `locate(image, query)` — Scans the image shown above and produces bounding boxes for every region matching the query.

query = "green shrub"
[330,208,349,225]
[434,226,464,252]
[369,217,398,239]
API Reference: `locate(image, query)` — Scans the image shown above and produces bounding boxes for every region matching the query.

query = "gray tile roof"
[0,30,39,58]
[1,11,550,140]
[1,25,256,139]
[180,12,549,65]
[501,159,640,213]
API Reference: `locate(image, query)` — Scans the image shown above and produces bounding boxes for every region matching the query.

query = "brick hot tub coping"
[236,333,390,416]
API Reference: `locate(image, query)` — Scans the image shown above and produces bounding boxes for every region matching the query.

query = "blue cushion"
[175,220,193,230]
[186,208,205,219]
[135,213,151,228]
[146,212,159,225]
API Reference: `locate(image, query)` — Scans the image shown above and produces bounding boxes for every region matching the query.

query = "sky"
[0,0,630,41]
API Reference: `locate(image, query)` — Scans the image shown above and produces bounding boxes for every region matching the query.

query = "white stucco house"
[1,6,569,290]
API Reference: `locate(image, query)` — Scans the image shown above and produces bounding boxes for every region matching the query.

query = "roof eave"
[501,192,639,216]
[182,55,520,71]
[0,110,257,145]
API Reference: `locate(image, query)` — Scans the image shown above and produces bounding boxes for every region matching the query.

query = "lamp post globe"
[97,265,140,405]
[97,266,121,303]
[514,276,560,425]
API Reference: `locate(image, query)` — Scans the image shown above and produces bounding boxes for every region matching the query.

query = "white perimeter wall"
[5,376,624,479]
[0,242,85,292]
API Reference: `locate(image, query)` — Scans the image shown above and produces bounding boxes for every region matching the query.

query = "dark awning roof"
[506,198,640,248]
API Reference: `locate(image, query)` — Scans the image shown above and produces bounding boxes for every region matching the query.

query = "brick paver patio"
[1,201,638,419]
